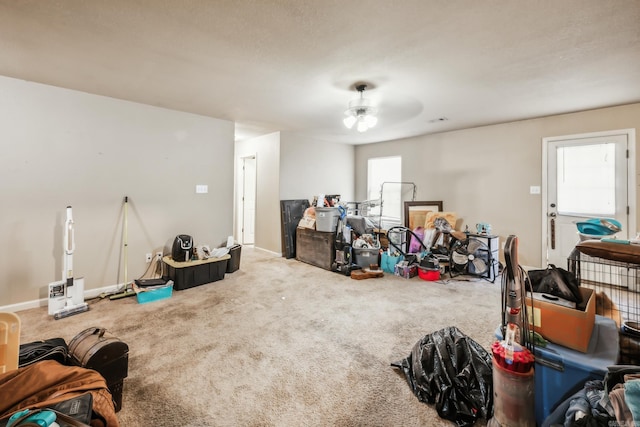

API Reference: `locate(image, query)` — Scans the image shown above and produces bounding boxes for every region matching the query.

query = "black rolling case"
[68,327,129,412]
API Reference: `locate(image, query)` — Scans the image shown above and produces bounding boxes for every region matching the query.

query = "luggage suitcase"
[68,327,129,412]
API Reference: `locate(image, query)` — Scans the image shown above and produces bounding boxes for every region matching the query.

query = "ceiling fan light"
[343,83,378,132]
[364,114,377,128]
[343,115,356,129]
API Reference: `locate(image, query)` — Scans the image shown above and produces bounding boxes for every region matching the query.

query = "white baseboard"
[253,246,281,257]
[0,283,125,313]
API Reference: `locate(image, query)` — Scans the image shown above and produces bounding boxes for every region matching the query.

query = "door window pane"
[557,143,615,216]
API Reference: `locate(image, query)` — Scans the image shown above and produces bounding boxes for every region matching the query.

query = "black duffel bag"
[19,337,68,368]
[525,264,582,303]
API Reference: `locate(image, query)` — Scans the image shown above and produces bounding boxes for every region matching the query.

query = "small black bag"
[0,394,92,427]
[51,393,93,426]
[526,264,582,303]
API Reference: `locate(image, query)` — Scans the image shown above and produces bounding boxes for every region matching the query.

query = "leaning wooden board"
[576,239,640,264]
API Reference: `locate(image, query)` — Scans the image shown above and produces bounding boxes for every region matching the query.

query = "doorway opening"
[238,155,256,245]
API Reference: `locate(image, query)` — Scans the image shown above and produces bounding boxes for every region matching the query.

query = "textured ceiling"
[1,0,639,144]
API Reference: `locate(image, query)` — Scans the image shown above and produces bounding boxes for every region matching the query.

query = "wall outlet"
[156,252,163,260]
[145,253,152,263]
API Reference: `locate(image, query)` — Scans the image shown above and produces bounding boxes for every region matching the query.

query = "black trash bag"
[525,264,582,303]
[391,326,493,427]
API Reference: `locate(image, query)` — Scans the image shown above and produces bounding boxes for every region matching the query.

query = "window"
[367,156,402,227]
[556,143,615,216]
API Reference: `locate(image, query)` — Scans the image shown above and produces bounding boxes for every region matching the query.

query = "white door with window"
[543,131,633,268]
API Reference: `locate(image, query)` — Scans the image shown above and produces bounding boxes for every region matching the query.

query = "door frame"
[541,128,637,264]
[236,154,257,245]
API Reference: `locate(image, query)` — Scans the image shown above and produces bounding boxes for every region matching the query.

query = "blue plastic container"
[576,217,622,236]
[136,283,173,304]
[534,315,618,425]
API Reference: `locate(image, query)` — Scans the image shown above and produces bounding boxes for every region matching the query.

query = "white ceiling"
[1,1,639,145]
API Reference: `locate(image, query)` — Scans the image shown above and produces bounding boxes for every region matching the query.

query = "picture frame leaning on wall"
[404,201,443,231]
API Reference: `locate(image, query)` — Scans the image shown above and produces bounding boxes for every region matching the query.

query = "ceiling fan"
[343,84,378,132]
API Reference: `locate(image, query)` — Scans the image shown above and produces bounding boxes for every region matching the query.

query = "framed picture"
[404,201,443,230]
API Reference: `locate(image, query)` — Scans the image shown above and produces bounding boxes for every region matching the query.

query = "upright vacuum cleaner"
[488,234,535,427]
[48,206,90,320]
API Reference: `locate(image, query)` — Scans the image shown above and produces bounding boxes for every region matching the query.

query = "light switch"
[530,185,541,195]
[196,184,208,194]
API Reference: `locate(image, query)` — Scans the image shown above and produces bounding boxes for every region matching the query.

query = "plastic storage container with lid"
[315,207,340,232]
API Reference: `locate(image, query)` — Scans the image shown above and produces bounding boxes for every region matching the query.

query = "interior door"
[544,133,629,268]
[242,156,256,245]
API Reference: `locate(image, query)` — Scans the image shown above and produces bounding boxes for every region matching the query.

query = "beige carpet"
[15,247,502,426]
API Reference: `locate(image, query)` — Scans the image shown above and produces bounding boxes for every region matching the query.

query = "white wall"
[279,133,355,203]
[355,103,640,267]
[235,132,354,256]
[0,76,234,307]
[235,132,281,254]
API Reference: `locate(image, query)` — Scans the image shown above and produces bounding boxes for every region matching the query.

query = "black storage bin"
[226,244,242,273]
[164,255,229,290]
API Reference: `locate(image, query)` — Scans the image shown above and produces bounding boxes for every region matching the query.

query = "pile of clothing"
[543,366,640,426]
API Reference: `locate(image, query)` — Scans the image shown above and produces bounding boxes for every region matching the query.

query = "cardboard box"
[298,217,316,229]
[394,263,418,279]
[526,287,595,352]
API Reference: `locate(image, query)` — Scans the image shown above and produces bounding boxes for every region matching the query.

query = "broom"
[110,196,136,300]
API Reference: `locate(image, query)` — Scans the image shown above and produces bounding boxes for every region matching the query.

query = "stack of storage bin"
[494,315,619,425]
[536,315,619,425]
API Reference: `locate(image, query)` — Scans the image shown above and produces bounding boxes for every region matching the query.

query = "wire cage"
[568,250,640,364]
